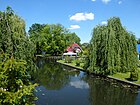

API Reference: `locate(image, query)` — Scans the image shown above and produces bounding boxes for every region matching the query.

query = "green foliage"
[130,71,138,81]
[29,23,81,55]
[29,23,46,54]
[75,59,80,66]
[0,7,37,104]
[85,17,139,79]
[0,53,37,105]
[0,7,36,73]
[83,56,90,70]
[65,32,81,46]
[40,24,66,55]
[82,43,91,71]
[80,43,89,57]
[64,56,73,63]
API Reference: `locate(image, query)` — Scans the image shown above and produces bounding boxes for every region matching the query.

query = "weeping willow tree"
[86,17,138,80]
[0,6,35,72]
[0,7,37,104]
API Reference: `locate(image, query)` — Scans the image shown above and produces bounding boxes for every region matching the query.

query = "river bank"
[57,60,140,88]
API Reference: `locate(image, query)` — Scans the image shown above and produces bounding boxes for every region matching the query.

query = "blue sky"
[0,0,140,43]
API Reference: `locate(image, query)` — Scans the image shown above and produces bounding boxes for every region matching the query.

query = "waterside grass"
[110,69,140,84]
[57,60,140,85]
[58,60,84,70]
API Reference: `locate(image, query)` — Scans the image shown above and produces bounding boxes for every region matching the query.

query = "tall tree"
[0,7,37,104]
[29,23,81,55]
[65,32,81,46]
[29,23,45,54]
[85,17,138,80]
[0,7,35,71]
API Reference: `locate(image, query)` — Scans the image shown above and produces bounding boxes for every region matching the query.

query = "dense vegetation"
[84,17,139,81]
[0,6,81,104]
[0,6,139,104]
[0,7,37,104]
[28,23,80,55]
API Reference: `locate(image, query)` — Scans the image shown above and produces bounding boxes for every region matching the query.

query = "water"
[34,58,140,105]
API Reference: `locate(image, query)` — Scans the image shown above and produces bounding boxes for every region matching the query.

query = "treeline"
[84,17,139,80]
[28,23,80,55]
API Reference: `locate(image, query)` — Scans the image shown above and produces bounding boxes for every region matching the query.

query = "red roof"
[66,43,81,52]
[71,43,80,47]
[67,47,73,52]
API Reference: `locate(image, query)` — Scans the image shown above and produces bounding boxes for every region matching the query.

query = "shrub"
[75,59,80,66]
[64,56,73,63]
[0,54,37,105]
[130,71,138,81]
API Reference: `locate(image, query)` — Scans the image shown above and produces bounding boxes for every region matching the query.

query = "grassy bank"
[57,60,140,85]
[58,60,84,69]
[109,69,140,84]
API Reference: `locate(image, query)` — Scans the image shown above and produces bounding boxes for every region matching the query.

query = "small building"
[63,43,82,57]
[63,52,77,56]
[66,43,82,53]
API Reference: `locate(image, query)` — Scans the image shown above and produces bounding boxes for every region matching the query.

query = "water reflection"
[34,59,140,105]
[85,76,139,105]
[35,62,69,90]
[70,80,89,89]
[35,58,80,90]
[135,89,140,105]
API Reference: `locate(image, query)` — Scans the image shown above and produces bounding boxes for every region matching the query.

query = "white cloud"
[102,0,111,4]
[118,1,122,4]
[68,25,80,30]
[70,12,94,21]
[101,21,107,25]
[70,80,89,89]
[91,0,96,2]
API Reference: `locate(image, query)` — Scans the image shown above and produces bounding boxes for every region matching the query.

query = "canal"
[34,58,140,105]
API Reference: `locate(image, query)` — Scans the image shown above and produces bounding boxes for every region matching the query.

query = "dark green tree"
[40,24,66,55]
[29,23,45,54]
[29,23,81,55]
[85,17,138,80]
[0,7,37,104]
[65,32,81,46]
[0,6,35,72]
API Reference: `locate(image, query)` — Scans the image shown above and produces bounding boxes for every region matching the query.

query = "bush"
[64,56,73,63]
[130,71,138,81]
[75,59,80,66]
[0,54,37,105]
[83,57,90,70]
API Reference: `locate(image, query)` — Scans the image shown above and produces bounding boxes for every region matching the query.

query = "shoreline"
[57,61,140,88]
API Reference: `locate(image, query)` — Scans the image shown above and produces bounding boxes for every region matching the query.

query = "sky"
[0,0,140,43]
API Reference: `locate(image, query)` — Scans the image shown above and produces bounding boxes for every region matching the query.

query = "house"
[63,43,82,56]
[66,43,82,53]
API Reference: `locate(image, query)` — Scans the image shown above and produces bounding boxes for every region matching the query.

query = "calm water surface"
[34,58,140,105]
